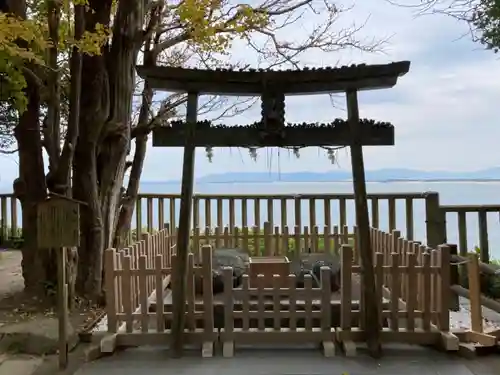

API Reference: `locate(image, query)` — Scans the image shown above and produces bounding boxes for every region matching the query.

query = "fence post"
[340,245,353,332]
[424,192,446,248]
[140,233,151,295]
[201,243,214,357]
[438,245,450,332]
[104,248,118,333]
[467,252,483,333]
[263,222,271,256]
[448,244,460,311]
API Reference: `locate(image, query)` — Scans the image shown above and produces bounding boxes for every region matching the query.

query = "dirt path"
[0,250,103,330]
[0,250,24,300]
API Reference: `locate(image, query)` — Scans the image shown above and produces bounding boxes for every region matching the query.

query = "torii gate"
[136,61,410,357]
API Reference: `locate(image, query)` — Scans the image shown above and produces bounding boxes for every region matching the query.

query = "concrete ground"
[0,355,43,375]
[75,345,500,375]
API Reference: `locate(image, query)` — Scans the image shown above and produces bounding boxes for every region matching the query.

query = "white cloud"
[1,0,499,189]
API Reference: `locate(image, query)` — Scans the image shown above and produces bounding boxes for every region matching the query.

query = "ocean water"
[139,181,500,258]
[2,181,499,257]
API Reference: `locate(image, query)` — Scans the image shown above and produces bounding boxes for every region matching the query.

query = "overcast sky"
[1,0,498,185]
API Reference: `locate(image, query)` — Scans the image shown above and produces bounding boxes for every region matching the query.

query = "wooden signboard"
[36,195,82,370]
[37,197,80,248]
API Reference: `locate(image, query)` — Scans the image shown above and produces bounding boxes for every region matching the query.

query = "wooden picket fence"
[218,261,336,357]
[191,222,355,255]
[336,228,458,355]
[103,225,176,340]
[101,225,459,357]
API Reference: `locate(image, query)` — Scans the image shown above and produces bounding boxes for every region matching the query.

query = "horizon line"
[141,178,500,184]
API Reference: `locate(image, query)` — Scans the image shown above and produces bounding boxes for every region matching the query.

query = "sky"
[1,0,499,185]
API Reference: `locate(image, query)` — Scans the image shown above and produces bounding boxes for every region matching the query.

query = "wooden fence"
[190,222,355,256]
[219,263,336,358]
[0,192,441,247]
[447,247,500,355]
[337,228,457,355]
[103,225,176,344]
[3,191,499,264]
[101,225,459,357]
[102,241,217,355]
[440,204,500,265]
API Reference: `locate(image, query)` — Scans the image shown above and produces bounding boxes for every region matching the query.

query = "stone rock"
[194,248,249,295]
[0,317,78,355]
[290,252,341,292]
[0,356,44,374]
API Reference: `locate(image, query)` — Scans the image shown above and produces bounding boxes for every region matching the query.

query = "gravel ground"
[449,296,500,331]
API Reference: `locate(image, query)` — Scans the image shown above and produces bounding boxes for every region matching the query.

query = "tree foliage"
[396,0,500,52]
[0,12,47,110]
[0,2,107,111]
[0,100,16,150]
[473,0,500,51]
[1,0,382,301]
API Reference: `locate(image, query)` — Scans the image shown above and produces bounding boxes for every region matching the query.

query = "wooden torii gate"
[136,61,410,357]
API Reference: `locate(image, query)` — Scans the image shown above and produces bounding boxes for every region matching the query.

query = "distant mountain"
[144,167,500,184]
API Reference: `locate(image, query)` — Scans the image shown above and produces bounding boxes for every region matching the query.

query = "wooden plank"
[171,92,199,357]
[152,124,394,147]
[346,89,381,358]
[136,61,410,95]
[57,247,68,369]
[468,253,483,333]
[37,198,80,248]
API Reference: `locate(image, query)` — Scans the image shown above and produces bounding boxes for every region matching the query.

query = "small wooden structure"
[36,193,82,370]
[249,256,290,288]
[136,61,410,356]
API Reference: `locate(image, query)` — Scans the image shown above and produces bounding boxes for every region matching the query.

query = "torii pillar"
[171,92,198,357]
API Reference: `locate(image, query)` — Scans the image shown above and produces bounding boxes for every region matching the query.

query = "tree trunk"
[73,0,146,299]
[114,132,148,249]
[7,0,55,297]
[99,0,144,251]
[114,76,153,249]
[14,76,49,295]
[73,53,108,299]
[72,0,112,300]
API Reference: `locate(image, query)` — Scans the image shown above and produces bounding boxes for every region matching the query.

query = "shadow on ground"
[75,344,499,375]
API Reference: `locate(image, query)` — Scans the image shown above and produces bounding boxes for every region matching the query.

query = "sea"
[2,180,500,258]
[140,181,500,259]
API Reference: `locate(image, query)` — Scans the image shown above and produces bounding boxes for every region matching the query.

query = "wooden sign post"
[37,194,81,370]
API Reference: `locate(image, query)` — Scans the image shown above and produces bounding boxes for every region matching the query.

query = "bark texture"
[73,0,147,300]
[10,0,149,301]
[6,0,49,295]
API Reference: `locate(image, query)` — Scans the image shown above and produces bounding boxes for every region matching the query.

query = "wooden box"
[249,256,290,288]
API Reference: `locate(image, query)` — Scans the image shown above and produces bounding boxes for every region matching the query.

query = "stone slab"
[0,357,43,375]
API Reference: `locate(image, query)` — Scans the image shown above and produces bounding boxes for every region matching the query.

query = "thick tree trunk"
[99,0,144,251]
[73,52,108,299]
[73,0,146,299]
[14,78,49,295]
[72,1,112,300]
[7,0,55,297]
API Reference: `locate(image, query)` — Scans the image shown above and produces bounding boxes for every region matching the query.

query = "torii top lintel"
[136,61,410,96]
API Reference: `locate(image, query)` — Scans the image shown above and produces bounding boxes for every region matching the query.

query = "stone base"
[0,317,77,355]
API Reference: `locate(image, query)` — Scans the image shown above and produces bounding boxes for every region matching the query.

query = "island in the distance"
[145,167,500,184]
